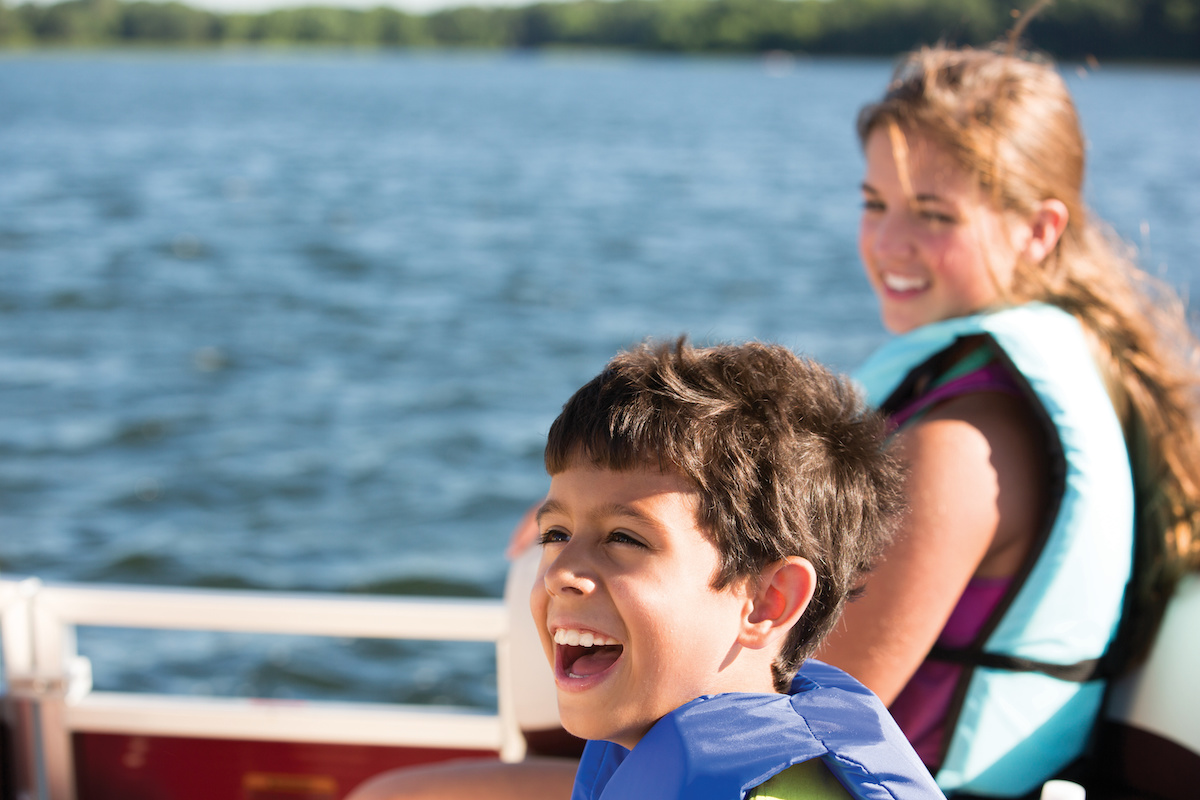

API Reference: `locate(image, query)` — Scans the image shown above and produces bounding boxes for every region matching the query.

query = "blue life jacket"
[853,304,1135,797]
[571,660,944,800]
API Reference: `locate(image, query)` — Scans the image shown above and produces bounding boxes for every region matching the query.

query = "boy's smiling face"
[529,461,768,750]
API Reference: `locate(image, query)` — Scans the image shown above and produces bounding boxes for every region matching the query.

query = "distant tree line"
[1,0,1197,60]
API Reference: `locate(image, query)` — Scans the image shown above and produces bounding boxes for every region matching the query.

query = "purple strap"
[890,362,1023,430]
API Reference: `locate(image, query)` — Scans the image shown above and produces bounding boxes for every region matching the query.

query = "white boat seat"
[1094,572,1200,799]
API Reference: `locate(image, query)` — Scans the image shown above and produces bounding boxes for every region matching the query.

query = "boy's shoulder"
[573,661,944,800]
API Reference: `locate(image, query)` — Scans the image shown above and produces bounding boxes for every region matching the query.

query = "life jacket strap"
[928,645,1104,683]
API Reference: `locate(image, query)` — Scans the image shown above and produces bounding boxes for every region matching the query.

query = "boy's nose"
[543,547,595,597]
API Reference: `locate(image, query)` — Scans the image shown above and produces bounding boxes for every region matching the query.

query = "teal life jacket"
[571,659,944,800]
[852,303,1135,797]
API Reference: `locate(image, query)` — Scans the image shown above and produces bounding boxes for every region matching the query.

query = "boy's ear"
[1022,198,1069,265]
[738,557,817,650]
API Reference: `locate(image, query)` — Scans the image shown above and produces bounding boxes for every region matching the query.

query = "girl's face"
[858,127,1030,334]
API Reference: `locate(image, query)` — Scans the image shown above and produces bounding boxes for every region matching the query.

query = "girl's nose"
[869,212,916,262]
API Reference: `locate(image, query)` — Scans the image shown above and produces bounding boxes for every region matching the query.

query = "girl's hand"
[505,500,544,559]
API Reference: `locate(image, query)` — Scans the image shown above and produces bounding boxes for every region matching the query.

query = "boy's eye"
[538,528,570,546]
[607,530,647,548]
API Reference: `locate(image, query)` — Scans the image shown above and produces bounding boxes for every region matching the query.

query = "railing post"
[494,632,526,764]
[3,577,45,800]
[1,577,513,795]
[496,554,530,765]
[1,578,89,800]
[29,587,86,800]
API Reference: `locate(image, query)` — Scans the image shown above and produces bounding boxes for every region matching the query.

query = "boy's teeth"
[553,628,616,647]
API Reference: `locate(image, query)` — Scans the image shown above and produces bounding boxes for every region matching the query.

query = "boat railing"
[0,575,524,800]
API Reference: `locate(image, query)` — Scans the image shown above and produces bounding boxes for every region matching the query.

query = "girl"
[820,41,1200,796]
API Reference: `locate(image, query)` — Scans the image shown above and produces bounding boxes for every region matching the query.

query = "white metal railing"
[0,575,524,800]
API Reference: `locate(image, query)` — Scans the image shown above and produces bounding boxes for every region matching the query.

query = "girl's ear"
[738,557,817,650]
[1023,198,1069,264]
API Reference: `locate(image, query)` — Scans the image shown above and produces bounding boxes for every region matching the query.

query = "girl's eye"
[918,209,956,225]
[861,198,885,213]
[538,528,569,546]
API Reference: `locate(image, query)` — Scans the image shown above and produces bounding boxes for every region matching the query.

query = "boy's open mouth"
[553,628,624,679]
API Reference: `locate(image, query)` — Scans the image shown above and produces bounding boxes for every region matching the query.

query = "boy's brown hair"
[545,338,904,690]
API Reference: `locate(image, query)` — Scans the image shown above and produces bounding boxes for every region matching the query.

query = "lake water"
[2,51,1198,709]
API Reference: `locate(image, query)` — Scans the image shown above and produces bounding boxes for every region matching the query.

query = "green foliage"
[1027,0,1200,60]
[0,0,34,43]
[359,7,429,47]
[811,0,1011,55]
[425,5,516,46]
[1,0,1197,60]
[117,1,221,42]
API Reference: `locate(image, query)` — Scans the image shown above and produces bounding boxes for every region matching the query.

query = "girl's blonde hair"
[857,43,1200,666]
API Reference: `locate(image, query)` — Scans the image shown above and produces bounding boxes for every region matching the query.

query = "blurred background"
[2,0,1198,711]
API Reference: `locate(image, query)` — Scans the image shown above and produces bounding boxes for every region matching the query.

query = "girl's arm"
[817,390,1047,704]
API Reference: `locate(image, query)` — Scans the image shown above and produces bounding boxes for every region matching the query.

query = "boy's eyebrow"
[535,498,661,528]
[535,499,564,525]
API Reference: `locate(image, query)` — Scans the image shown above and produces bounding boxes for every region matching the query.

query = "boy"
[530,339,943,799]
